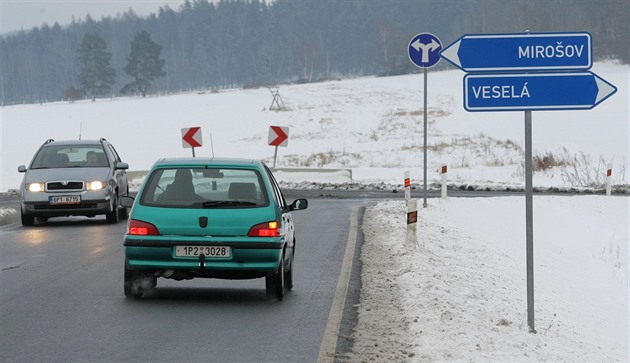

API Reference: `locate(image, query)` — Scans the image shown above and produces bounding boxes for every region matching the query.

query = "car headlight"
[86,181,105,190]
[26,183,45,192]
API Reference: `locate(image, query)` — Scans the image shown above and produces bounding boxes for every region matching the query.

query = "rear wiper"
[201,200,257,208]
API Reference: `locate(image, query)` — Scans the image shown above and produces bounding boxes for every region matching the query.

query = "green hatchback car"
[121,158,307,300]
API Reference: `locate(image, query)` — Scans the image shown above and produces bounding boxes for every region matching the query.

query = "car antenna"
[78,122,82,140]
[209,132,215,159]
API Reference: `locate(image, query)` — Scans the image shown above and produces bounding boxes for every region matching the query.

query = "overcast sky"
[1,0,187,34]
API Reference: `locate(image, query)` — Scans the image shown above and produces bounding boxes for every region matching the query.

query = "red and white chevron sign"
[181,127,203,148]
[268,126,289,147]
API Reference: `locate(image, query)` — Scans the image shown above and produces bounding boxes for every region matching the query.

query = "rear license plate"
[175,246,231,258]
[49,195,81,205]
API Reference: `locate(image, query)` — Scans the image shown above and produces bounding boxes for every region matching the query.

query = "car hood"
[24,167,111,183]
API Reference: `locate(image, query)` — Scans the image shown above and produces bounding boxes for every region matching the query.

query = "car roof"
[151,157,264,168]
[42,139,108,146]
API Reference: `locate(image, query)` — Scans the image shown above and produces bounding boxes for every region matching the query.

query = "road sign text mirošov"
[441,32,592,72]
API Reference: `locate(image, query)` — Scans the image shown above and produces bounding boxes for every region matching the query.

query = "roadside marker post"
[441,165,448,199]
[404,171,417,250]
[606,164,612,196]
[406,199,418,251]
[404,171,411,201]
[441,31,617,334]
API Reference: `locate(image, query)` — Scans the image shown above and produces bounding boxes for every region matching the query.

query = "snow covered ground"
[1,62,628,361]
[1,62,627,192]
[341,196,628,362]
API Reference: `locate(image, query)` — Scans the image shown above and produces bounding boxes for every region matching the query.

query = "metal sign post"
[408,33,442,208]
[423,68,428,207]
[524,110,535,333]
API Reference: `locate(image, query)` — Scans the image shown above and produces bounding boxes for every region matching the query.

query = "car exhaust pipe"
[159,269,174,278]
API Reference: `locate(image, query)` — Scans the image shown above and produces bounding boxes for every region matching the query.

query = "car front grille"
[47,181,84,191]
[33,203,99,210]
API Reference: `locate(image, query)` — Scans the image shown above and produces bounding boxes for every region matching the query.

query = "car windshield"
[30,145,109,169]
[139,167,269,208]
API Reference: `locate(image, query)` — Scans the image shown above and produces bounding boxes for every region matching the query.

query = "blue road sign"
[464,72,616,111]
[408,33,442,68]
[442,32,592,72]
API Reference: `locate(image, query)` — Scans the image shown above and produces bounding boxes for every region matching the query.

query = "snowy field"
[1,62,628,361]
[340,196,628,362]
[1,62,627,192]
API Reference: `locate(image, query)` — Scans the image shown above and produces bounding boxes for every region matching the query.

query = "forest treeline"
[1,0,628,105]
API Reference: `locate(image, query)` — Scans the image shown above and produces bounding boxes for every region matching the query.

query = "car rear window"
[139,167,270,208]
[31,145,109,169]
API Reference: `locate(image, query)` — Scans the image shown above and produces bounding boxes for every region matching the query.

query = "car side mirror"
[120,196,135,208]
[116,162,129,170]
[288,198,308,211]
[17,165,27,173]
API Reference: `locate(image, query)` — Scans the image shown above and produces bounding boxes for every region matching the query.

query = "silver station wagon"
[18,138,129,226]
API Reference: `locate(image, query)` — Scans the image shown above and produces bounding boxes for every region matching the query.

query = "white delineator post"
[441,165,448,199]
[606,164,612,196]
[404,171,411,201]
[404,172,417,250]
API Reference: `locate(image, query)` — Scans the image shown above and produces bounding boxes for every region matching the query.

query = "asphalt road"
[0,197,368,363]
[2,187,617,362]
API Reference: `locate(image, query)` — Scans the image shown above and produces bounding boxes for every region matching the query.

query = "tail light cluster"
[128,219,160,236]
[247,221,280,237]
[127,219,279,237]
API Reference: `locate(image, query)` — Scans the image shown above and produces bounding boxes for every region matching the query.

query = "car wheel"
[265,253,285,301]
[284,247,294,291]
[124,264,156,299]
[118,205,128,220]
[106,194,119,224]
[21,208,34,227]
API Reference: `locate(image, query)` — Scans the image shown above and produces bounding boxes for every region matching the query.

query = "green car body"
[122,157,307,300]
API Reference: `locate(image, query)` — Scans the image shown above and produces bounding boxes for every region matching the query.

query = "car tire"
[118,206,128,220]
[106,194,119,224]
[265,253,285,301]
[284,247,294,291]
[21,208,34,227]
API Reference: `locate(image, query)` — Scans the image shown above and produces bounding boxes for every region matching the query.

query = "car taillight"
[128,219,160,236]
[247,221,280,237]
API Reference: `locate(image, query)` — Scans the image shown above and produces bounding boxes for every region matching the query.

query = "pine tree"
[121,31,166,97]
[77,32,116,101]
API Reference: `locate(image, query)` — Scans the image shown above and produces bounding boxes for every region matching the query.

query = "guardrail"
[271,167,352,183]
